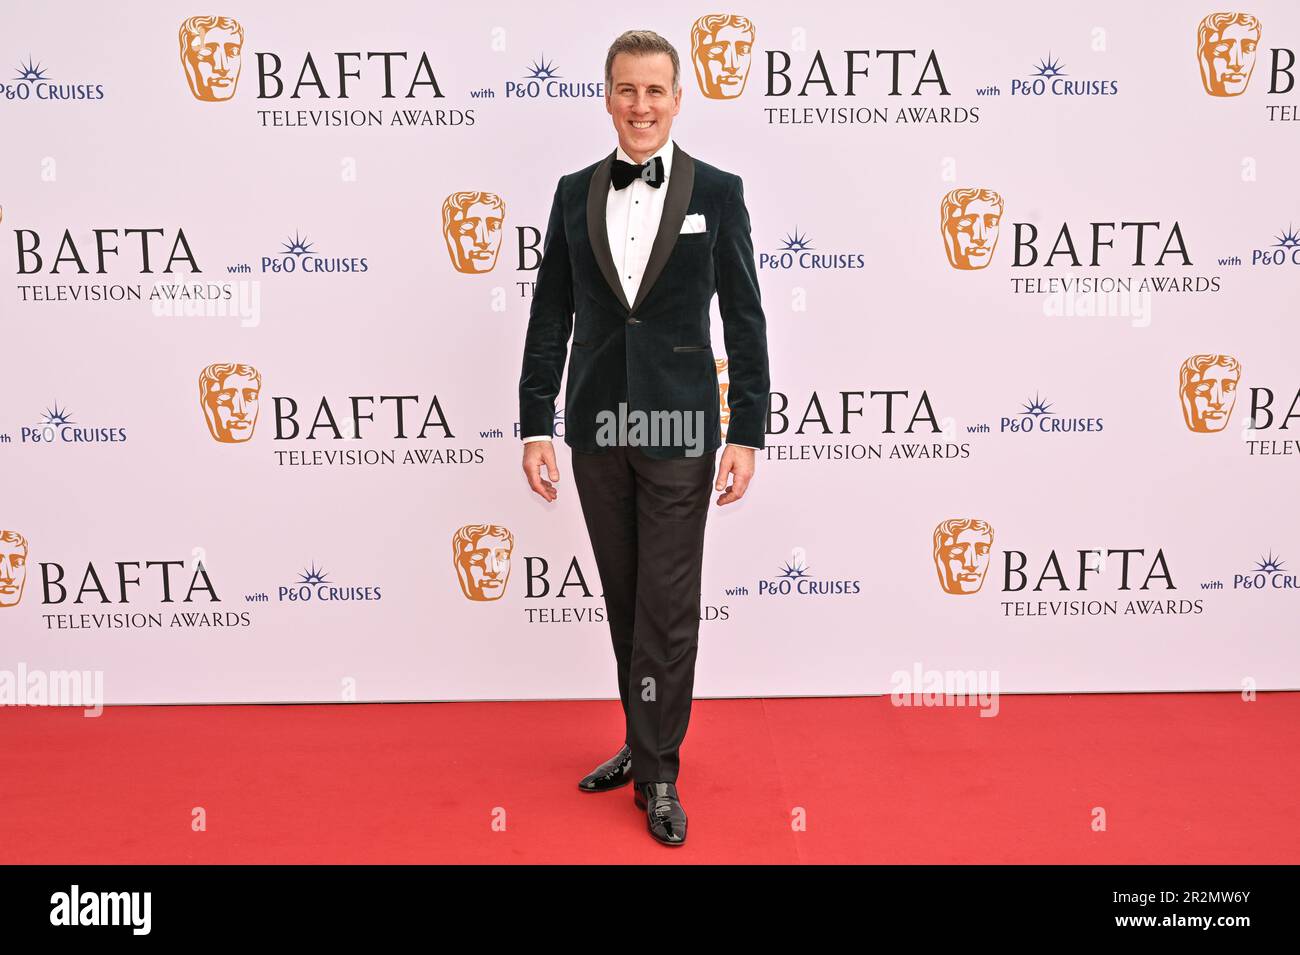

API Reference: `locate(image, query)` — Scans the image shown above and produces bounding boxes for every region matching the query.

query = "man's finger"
[714,458,731,492]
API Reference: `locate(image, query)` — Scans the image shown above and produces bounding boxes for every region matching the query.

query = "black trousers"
[571,444,717,784]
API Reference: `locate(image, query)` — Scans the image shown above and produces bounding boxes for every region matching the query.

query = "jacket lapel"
[586,150,631,312]
[585,142,697,315]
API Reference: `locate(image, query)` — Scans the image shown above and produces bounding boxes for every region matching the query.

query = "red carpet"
[0,693,1295,864]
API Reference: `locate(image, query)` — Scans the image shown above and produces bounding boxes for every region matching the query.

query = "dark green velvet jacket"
[518,142,770,459]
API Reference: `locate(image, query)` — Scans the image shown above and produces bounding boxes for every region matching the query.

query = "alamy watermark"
[595,402,707,457]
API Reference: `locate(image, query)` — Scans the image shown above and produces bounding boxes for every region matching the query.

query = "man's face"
[1183,364,1239,432]
[695,24,754,98]
[456,534,512,600]
[606,52,680,162]
[446,200,504,273]
[204,372,260,442]
[937,528,993,594]
[184,25,243,101]
[945,198,1002,270]
[1201,24,1259,96]
[0,538,27,608]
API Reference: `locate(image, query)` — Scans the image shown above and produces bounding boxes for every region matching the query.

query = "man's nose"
[723,46,738,72]
[971,222,987,243]
[231,396,246,416]
[0,560,12,581]
[1229,45,1243,69]
[213,49,229,73]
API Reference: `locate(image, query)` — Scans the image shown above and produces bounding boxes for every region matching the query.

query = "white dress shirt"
[524,137,757,450]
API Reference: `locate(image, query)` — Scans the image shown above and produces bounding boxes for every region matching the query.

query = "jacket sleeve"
[518,178,575,439]
[715,175,771,449]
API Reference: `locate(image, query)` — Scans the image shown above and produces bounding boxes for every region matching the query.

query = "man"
[517,29,769,846]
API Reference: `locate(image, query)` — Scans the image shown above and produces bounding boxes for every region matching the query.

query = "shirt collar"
[615,137,674,181]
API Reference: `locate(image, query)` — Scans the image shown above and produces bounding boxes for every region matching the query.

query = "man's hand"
[714,444,756,505]
[523,440,561,502]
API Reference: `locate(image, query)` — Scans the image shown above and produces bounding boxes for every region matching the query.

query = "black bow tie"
[611,155,665,190]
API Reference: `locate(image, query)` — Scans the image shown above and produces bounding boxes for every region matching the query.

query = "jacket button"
[627,316,642,325]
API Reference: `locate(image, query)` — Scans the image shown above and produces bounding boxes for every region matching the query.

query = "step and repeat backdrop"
[2,1,1298,703]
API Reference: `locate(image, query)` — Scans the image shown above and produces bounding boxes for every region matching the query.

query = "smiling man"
[517,29,770,847]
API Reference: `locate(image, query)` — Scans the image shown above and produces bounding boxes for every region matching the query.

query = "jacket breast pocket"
[674,231,712,247]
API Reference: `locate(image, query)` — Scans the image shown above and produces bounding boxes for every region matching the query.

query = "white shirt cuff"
[522,435,553,443]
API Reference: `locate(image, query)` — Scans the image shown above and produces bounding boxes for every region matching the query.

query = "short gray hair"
[605,30,680,94]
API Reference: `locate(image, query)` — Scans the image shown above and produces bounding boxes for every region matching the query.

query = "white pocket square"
[679,213,708,234]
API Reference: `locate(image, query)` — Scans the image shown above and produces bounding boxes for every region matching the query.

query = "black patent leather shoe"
[577,744,633,792]
[634,782,687,846]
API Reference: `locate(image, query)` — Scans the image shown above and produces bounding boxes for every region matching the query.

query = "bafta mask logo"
[453,523,514,601]
[442,192,506,274]
[180,15,245,102]
[0,529,28,608]
[1197,12,1261,97]
[716,358,731,431]
[691,14,755,99]
[933,519,994,595]
[941,188,1004,270]
[1179,354,1241,433]
[200,362,262,443]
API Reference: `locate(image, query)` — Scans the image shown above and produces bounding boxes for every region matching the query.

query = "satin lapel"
[586,150,631,312]
[631,143,695,315]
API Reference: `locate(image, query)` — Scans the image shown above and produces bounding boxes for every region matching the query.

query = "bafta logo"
[1179,354,1241,433]
[180,15,245,102]
[716,358,731,433]
[0,529,28,609]
[1197,12,1261,97]
[941,188,1004,270]
[453,523,514,601]
[442,192,506,274]
[691,14,755,99]
[933,519,994,595]
[200,362,262,443]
